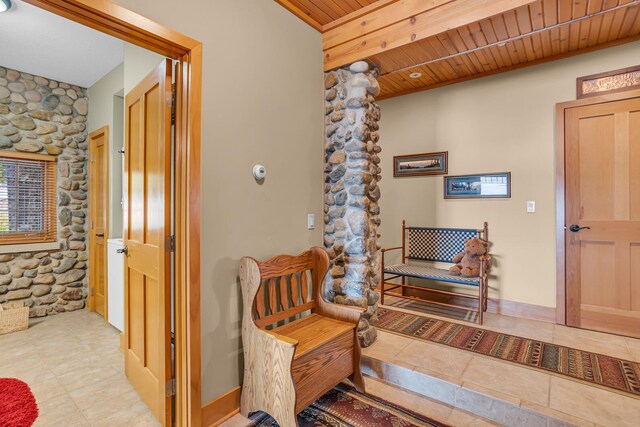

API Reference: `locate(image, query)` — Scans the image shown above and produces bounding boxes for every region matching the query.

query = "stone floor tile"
[362,330,413,361]
[219,413,253,427]
[549,376,640,427]
[460,356,551,406]
[446,408,503,426]
[364,376,454,421]
[393,340,474,379]
[0,311,157,426]
[552,325,632,359]
[624,336,640,362]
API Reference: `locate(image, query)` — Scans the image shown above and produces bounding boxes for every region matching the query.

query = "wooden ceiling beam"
[322,0,538,71]
[376,32,640,100]
[275,0,324,31]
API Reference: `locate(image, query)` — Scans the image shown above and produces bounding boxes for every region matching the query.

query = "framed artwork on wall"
[393,151,448,177]
[444,172,511,199]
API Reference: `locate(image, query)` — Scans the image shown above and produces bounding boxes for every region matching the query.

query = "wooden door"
[565,96,640,338]
[89,126,109,319]
[124,59,173,425]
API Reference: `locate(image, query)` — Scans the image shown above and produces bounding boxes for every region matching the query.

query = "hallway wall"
[377,40,640,309]
[87,62,124,238]
[114,0,324,403]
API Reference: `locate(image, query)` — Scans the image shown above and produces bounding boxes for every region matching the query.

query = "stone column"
[323,61,382,347]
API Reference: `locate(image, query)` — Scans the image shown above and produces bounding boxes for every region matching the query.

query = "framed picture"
[444,172,511,199]
[393,151,448,177]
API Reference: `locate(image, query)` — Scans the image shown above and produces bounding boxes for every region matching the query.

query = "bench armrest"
[318,299,366,325]
[382,246,402,253]
[263,329,298,347]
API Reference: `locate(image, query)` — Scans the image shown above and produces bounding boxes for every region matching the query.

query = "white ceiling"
[0,0,123,88]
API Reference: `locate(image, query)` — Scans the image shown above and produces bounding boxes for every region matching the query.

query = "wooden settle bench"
[239,246,365,427]
[381,221,490,324]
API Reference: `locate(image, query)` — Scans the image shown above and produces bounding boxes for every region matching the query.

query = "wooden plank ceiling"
[276,0,640,99]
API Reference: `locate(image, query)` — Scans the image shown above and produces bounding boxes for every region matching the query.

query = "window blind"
[0,152,57,244]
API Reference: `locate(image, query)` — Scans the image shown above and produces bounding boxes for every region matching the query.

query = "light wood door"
[124,59,173,425]
[565,96,640,338]
[89,126,109,319]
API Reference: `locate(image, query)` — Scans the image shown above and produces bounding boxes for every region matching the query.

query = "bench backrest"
[404,222,488,263]
[251,247,329,329]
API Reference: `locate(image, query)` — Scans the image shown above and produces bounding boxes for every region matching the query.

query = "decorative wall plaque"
[577,65,640,99]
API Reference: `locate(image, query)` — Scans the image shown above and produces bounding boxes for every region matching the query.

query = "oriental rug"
[248,383,449,426]
[373,308,640,398]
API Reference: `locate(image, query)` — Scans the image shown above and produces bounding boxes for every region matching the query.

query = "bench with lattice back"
[381,221,490,324]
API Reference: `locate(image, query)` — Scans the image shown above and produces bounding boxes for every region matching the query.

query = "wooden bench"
[381,221,490,324]
[239,246,365,427]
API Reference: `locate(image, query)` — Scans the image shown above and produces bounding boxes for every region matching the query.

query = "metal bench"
[381,221,490,324]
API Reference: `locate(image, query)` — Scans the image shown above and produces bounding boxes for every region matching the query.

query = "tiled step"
[362,355,590,427]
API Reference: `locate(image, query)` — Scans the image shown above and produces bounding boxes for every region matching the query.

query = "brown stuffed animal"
[449,238,491,277]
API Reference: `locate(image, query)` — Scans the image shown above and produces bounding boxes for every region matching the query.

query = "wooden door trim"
[555,88,640,325]
[88,126,110,318]
[22,2,203,425]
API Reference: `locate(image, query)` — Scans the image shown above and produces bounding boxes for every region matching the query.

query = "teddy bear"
[449,238,491,277]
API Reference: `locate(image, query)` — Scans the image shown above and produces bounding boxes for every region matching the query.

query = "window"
[0,151,57,245]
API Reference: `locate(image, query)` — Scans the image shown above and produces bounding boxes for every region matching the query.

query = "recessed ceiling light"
[409,72,422,79]
[0,0,11,13]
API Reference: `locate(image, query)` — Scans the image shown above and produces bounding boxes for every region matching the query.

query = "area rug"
[248,383,449,426]
[0,378,39,427]
[384,294,478,323]
[373,308,640,398]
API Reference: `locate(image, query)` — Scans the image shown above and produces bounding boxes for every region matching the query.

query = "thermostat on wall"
[252,165,266,180]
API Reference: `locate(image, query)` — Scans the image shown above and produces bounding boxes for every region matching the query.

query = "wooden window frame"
[22,1,203,426]
[0,150,57,245]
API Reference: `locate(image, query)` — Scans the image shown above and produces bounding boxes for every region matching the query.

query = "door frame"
[88,125,110,319]
[555,88,640,326]
[22,1,203,425]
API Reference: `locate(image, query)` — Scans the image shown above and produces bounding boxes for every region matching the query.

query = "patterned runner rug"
[373,308,640,399]
[248,383,449,426]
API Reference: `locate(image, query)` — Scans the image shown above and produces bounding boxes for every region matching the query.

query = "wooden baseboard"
[488,298,556,323]
[396,288,556,323]
[201,386,241,427]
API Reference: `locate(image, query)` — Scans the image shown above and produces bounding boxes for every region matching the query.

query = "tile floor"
[0,310,159,427]
[364,301,640,427]
[3,306,640,427]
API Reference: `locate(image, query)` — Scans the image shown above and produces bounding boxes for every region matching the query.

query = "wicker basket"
[0,302,29,335]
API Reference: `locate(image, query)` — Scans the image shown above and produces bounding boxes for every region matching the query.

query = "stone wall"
[0,65,89,317]
[323,61,382,346]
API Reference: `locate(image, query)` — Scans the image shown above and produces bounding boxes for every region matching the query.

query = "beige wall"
[378,41,640,308]
[114,0,324,403]
[87,63,124,237]
[123,43,165,95]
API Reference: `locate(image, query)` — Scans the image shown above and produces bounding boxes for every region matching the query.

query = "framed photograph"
[444,172,511,199]
[393,151,448,177]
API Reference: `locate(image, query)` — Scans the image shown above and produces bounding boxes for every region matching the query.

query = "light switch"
[527,201,536,213]
[307,214,315,230]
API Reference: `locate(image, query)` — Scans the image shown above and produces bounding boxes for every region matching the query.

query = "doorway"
[23,0,203,425]
[557,89,640,338]
[88,126,109,319]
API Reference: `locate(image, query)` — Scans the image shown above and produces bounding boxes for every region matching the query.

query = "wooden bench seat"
[240,247,365,426]
[274,314,356,413]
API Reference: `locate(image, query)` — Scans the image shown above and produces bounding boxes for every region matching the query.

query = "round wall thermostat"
[253,164,266,180]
